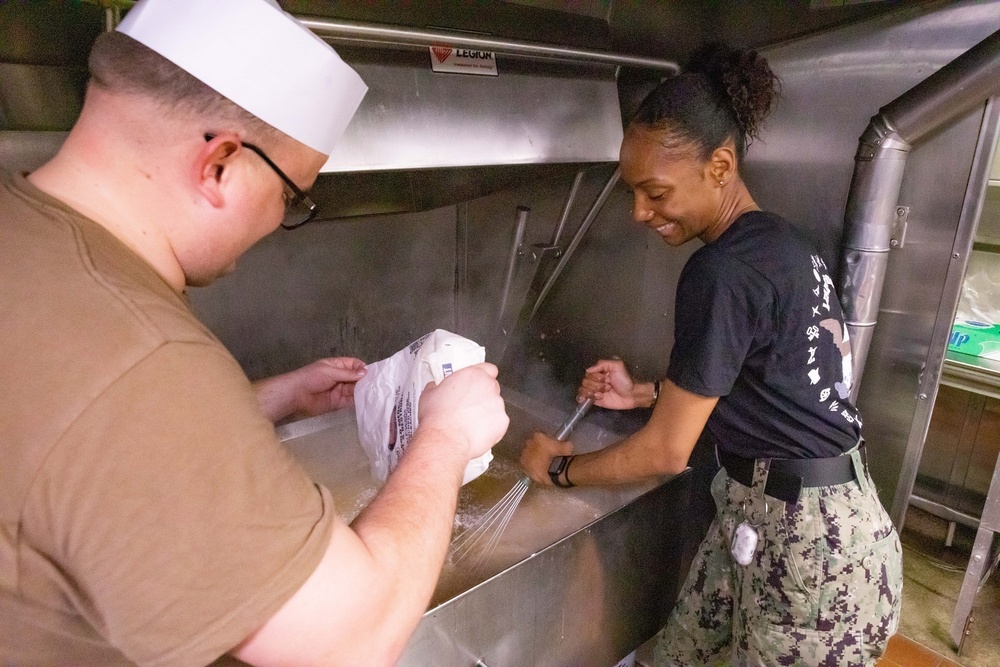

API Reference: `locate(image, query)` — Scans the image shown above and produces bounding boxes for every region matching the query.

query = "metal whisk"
[449,398,594,573]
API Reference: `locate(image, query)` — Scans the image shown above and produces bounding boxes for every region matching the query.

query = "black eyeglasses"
[204,134,317,229]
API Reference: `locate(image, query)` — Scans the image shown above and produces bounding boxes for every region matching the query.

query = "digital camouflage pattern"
[655,449,902,666]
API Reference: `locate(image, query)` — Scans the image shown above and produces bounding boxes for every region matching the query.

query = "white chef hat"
[116,0,367,155]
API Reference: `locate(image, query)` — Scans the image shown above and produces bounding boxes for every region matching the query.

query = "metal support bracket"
[950,442,1000,651]
[528,243,561,263]
[890,206,910,249]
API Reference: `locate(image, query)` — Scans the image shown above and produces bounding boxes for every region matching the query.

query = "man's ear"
[193,134,242,208]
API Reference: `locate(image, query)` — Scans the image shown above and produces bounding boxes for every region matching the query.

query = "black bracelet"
[651,379,661,407]
[547,455,576,488]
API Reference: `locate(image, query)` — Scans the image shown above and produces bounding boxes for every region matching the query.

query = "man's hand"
[578,358,642,410]
[253,357,367,424]
[417,363,509,463]
[520,432,574,486]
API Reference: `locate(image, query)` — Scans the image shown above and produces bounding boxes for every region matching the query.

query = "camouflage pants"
[655,447,902,666]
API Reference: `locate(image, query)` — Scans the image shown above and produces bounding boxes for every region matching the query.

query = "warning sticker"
[429,46,499,76]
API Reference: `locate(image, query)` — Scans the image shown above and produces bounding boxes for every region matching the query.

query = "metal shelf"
[942,350,1000,400]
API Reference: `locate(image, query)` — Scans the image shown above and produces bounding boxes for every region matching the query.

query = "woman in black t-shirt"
[520,43,902,666]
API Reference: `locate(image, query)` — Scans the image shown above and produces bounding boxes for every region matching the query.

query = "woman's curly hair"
[630,42,780,162]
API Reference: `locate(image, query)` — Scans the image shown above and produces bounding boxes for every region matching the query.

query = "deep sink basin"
[277,386,692,667]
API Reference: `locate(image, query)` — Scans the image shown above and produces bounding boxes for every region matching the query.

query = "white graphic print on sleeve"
[806,254,858,426]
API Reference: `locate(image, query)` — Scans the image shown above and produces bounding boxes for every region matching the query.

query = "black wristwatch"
[548,455,576,488]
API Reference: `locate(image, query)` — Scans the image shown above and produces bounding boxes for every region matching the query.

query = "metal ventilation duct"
[839,28,1000,397]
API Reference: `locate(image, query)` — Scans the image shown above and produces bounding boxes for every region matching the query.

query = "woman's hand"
[578,358,641,410]
[519,432,574,486]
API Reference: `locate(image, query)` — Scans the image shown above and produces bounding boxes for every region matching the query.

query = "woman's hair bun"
[685,42,779,144]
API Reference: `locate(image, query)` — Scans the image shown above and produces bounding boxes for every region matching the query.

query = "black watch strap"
[548,455,575,488]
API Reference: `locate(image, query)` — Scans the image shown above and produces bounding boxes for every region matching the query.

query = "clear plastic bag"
[354,329,493,485]
[955,269,1000,325]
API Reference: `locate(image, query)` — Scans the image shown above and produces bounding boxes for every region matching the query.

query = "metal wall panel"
[730,1,999,516]
[187,207,458,380]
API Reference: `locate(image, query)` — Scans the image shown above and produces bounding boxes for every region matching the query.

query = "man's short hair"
[88,31,280,142]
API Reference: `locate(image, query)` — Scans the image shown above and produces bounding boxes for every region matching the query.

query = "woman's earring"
[719,180,725,186]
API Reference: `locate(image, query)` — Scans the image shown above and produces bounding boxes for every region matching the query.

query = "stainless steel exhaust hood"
[302,18,678,174]
[290,18,679,217]
[306,39,627,217]
[0,7,679,218]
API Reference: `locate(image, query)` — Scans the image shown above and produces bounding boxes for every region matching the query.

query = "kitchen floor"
[876,506,1000,667]
[635,505,1000,667]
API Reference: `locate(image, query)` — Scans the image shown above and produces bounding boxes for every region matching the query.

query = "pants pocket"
[740,486,902,665]
[742,617,865,666]
[816,527,902,657]
[743,500,821,628]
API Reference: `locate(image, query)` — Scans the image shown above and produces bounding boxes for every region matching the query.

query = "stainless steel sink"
[278,386,691,667]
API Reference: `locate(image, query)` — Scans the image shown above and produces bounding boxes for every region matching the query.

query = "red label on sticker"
[431,46,452,63]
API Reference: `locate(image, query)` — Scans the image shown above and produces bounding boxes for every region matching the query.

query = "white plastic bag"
[956,269,1000,325]
[354,329,493,485]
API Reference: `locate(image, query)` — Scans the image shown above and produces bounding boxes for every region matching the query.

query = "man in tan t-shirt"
[0,1,509,665]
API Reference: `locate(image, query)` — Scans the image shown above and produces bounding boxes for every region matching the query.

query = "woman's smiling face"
[619,124,725,247]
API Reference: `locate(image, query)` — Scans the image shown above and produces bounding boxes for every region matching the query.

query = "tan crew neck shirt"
[0,171,335,666]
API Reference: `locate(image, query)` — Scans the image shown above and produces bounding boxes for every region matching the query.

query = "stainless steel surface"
[490,205,546,361]
[887,100,1000,528]
[276,387,689,666]
[553,170,586,246]
[298,16,680,73]
[608,0,933,64]
[188,206,461,379]
[890,206,910,249]
[317,46,624,175]
[950,442,1000,647]
[839,28,1000,403]
[497,206,531,328]
[530,168,620,320]
[454,164,640,380]
[882,29,1000,146]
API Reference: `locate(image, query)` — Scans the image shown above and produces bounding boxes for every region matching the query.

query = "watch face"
[548,456,566,476]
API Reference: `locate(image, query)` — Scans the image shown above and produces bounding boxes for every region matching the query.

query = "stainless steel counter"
[277,387,692,667]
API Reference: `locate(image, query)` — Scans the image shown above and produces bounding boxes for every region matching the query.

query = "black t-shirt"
[666,211,862,460]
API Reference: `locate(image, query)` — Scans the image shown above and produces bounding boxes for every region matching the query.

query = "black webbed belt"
[718,448,860,504]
